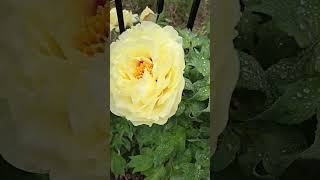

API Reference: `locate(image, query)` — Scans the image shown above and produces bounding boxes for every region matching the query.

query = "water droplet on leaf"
[303,88,311,93]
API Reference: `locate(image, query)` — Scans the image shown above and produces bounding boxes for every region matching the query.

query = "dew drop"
[303,88,310,93]
[280,73,287,79]
[299,23,306,30]
[242,67,249,72]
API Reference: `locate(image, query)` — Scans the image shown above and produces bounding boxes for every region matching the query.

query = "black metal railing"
[187,0,201,31]
[115,0,202,33]
[115,0,126,33]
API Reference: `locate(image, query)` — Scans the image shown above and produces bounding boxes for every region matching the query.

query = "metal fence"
[114,0,202,33]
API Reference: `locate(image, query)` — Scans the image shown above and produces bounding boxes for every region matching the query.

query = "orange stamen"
[74,3,109,56]
[134,58,153,79]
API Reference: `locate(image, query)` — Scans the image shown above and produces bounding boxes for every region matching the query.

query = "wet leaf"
[111,151,126,177]
[247,0,320,47]
[253,78,320,124]
[212,128,241,171]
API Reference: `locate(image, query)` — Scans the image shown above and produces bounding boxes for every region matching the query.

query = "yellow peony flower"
[0,0,108,180]
[110,21,185,126]
[110,7,138,32]
[140,6,157,22]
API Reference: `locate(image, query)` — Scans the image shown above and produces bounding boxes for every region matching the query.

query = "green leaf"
[171,126,187,153]
[136,125,162,147]
[174,138,210,178]
[229,89,268,122]
[266,57,305,90]
[193,77,210,90]
[111,151,126,177]
[212,128,241,171]
[247,0,320,47]
[175,101,186,116]
[234,10,262,51]
[179,163,207,180]
[238,149,266,178]
[153,139,175,166]
[184,78,194,91]
[144,166,166,180]
[188,49,210,77]
[185,101,207,117]
[237,52,271,95]
[187,68,204,83]
[237,121,307,178]
[203,98,210,113]
[253,77,320,124]
[190,86,210,101]
[195,146,210,168]
[253,21,300,68]
[175,149,192,164]
[305,44,320,75]
[262,153,300,177]
[111,116,134,151]
[128,153,153,173]
[179,29,196,49]
[170,176,185,180]
[301,110,320,159]
[179,29,208,50]
[265,43,316,92]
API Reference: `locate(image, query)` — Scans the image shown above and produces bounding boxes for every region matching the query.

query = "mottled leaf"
[247,0,320,47]
[212,128,241,171]
[111,151,126,177]
[128,149,154,173]
[253,78,320,124]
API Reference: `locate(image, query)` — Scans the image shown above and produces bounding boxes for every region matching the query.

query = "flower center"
[134,57,153,79]
[74,2,109,56]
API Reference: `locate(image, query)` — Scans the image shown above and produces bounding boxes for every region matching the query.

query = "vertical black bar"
[156,0,164,22]
[115,0,125,33]
[187,0,201,31]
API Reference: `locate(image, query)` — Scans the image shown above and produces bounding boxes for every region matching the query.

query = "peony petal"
[110,21,185,126]
[140,6,157,22]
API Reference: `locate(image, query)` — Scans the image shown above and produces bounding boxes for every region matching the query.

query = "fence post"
[187,0,201,31]
[115,0,125,33]
[156,0,165,22]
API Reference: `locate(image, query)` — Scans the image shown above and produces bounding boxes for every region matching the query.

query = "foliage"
[213,0,320,179]
[110,28,211,179]
[119,0,210,33]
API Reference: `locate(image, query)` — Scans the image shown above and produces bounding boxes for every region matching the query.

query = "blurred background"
[110,0,209,33]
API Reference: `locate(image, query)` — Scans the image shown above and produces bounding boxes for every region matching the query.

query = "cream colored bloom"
[140,6,157,22]
[110,21,185,126]
[110,7,138,31]
[0,0,108,180]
